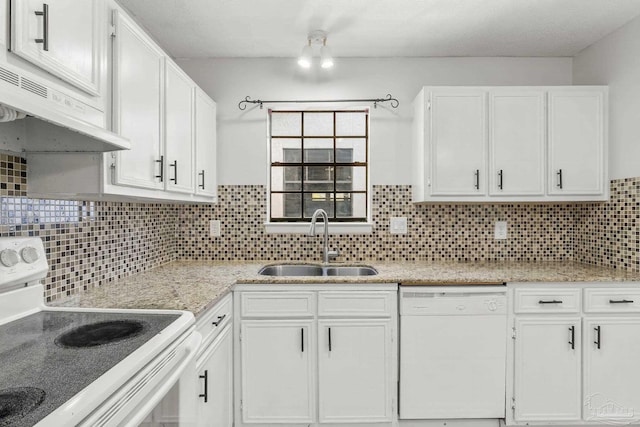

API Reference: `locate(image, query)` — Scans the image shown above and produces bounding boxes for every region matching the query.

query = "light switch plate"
[494,221,507,240]
[390,217,408,234]
[209,220,221,237]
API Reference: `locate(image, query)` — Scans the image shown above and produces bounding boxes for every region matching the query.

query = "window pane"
[337,138,366,163]
[271,112,301,136]
[303,140,333,162]
[304,166,333,191]
[336,193,366,218]
[336,112,366,136]
[303,112,333,136]
[271,166,301,191]
[271,193,301,219]
[272,139,301,163]
[303,193,335,218]
[336,166,366,191]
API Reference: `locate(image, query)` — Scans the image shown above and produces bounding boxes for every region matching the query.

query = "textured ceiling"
[117,0,640,58]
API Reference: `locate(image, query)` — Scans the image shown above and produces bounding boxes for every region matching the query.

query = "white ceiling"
[118,0,640,59]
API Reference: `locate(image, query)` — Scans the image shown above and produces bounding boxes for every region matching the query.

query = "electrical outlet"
[209,220,221,237]
[494,221,507,240]
[390,217,408,234]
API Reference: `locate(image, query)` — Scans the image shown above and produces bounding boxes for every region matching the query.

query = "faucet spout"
[309,209,338,263]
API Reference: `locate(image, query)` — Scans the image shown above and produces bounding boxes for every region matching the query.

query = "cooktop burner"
[0,387,46,426]
[55,320,146,348]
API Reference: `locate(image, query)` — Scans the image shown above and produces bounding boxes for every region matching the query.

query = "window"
[269,110,369,222]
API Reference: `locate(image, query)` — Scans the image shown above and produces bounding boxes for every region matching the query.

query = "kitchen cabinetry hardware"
[609,299,634,304]
[301,328,304,352]
[238,94,399,110]
[212,314,226,326]
[199,170,205,189]
[474,169,480,190]
[155,156,164,182]
[538,299,563,304]
[34,4,49,51]
[199,370,208,403]
[328,327,332,352]
[569,326,575,350]
[498,169,503,190]
[170,160,178,184]
[556,169,563,189]
[594,325,601,349]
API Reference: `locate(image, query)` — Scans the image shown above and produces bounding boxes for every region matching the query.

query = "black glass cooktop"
[0,310,180,427]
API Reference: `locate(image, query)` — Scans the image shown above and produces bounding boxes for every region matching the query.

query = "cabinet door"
[583,318,640,423]
[164,61,195,194]
[429,89,486,196]
[11,0,102,95]
[489,91,545,196]
[513,317,582,422]
[240,320,315,424]
[197,325,233,427]
[194,89,217,198]
[548,90,605,195]
[112,10,164,190]
[318,319,392,423]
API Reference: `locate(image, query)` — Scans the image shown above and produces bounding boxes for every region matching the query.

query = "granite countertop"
[49,260,640,317]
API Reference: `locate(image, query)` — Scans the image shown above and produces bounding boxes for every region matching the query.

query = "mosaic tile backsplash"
[1,153,639,302]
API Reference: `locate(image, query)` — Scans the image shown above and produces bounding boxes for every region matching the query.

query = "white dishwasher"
[399,286,507,420]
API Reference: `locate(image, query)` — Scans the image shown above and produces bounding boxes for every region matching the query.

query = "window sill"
[264,222,373,235]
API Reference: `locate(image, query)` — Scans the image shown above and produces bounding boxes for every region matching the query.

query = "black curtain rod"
[238,94,399,110]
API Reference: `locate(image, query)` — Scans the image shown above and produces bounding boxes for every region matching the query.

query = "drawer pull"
[198,370,208,402]
[568,326,575,350]
[538,299,563,305]
[212,314,226,326]
[301,328,304,353]
[609,299,634,304]
[328,327,332,352]
[594,326,601,349]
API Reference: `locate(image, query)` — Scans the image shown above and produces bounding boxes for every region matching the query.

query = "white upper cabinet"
[164,61,195,194]
[112,9,164,190]
[11,0,102,96]
[413,86,608,203]
[194,88,218,199]
[430,89,487,196]
[548,89,606,196]
[489,90,545,196]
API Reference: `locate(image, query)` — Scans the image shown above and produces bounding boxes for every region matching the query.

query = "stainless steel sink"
[258,264,378,277]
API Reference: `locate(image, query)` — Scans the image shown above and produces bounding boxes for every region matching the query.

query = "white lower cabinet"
[234,285,397,427]
[197,324,233,427]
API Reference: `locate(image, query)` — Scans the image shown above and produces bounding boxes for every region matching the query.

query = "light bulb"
[320,45,334,69]
[298,44,312,68]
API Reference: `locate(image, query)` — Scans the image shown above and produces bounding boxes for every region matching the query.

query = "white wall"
[574,15,640,180]
[178,57,572,185]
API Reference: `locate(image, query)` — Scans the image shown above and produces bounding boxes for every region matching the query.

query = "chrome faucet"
[309,209,339,263]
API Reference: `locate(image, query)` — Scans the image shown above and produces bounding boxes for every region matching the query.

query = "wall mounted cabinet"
[412,86,608,203]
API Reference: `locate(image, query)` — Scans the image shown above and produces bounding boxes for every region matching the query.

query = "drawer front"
[318,291,395,317]
[197,293,233,344]
[584,288,640,313]
[514,288,581,314]
[241,292,315,318]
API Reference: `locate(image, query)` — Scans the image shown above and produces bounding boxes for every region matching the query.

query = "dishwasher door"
[399,286,507,420]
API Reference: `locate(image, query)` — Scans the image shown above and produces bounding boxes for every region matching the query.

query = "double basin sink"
[259,264,378,277]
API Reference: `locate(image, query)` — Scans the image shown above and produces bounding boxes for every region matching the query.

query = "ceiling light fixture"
[298,30,334,69]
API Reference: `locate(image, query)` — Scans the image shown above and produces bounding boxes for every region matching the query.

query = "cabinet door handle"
[155,156,164,182]
[474,169,480,190]
[301,328,304,353]
[328,327,332,352]
[212,314,226,326]
[198,370,208,403]
[556,169,563,189]
[594,326,601,349]
[609,299,634,304]
[498,169,503,190]
[568,326,575,350]
[34,4,49,51]
[538,299,563,304]
[198,170,205,189]
[170,160,178,184]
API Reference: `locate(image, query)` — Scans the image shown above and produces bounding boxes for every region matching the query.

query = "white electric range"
[0,237,201,427]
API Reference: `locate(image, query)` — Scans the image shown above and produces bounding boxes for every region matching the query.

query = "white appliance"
[399,285,507,420]
[0,237,201,426]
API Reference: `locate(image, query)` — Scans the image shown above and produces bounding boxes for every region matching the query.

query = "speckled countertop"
[50,261,640,317]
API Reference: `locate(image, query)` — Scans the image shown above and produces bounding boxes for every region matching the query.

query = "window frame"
[266,108,372,231]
